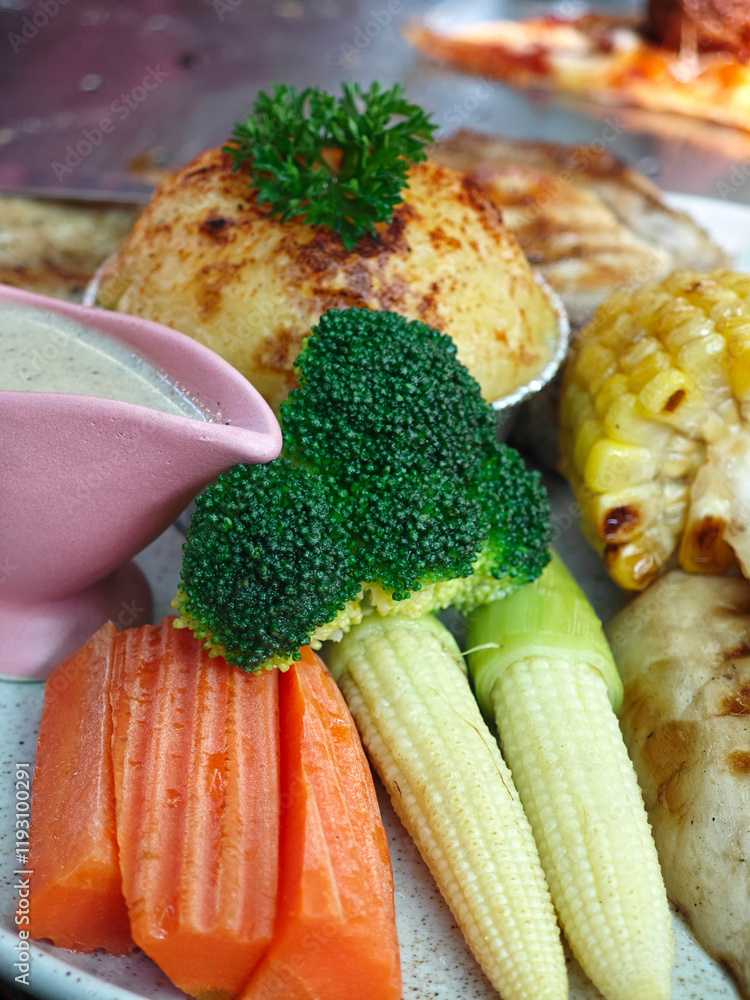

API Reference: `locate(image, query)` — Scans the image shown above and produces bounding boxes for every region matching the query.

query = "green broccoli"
[280,308,498,483]
[175,308,551,671]
[176,460,362,669]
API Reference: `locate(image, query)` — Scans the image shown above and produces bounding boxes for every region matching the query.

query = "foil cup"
[492,273,570,439]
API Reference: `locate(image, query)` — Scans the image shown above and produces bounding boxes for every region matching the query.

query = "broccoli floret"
[280,308,498,484]
[476,443,553,586]
[176,308,551,671]
[175,460,363,671]
[350,469,488,599]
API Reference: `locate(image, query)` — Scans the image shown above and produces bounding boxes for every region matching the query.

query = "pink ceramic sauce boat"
[0,284,282,680]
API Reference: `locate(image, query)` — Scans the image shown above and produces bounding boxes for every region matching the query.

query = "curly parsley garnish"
[224,82,437,250]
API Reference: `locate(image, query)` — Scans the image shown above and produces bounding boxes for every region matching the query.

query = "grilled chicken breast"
[433,130,728,329]
[607,571,750,997]
[94,147,560,412]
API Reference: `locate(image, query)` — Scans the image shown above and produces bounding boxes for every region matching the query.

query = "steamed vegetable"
[174,305,671,999]
[27,624,133,956]
[560,267,750,590]
[467,553,674,1000]
[31,617,399,1000]
[240,645,401,1000]
[327,614,567,1000]
[175,307,551,671]
[110,619,280,1000]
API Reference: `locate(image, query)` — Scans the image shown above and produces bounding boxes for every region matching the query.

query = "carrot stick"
[28,623,133,955]
[110,619,280,1000]
[240,646,401,1000]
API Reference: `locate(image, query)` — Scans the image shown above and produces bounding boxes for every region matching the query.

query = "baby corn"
[327,613,568,1000]
[560,268,750,590]
[467,553,674,1000]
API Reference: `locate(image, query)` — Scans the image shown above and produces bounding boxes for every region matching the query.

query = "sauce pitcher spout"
[0,285,282,680]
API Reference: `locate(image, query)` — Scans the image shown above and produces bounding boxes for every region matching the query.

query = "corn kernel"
[679,515,735,574]
[638,369,691,416]
[606,538,662,591]
[574,418,602,477]
[594,373,629,419]
[663,314,711,353]
[591,485,656,543]
[560,380,594,432]
[726,329,750,401]
[677,332,727,382]
[720,271,750,300]
[627,351,672,394]
[620,336,659,373]
[584,440,658,492]
[577,341,616,395]
[604,393,668,448]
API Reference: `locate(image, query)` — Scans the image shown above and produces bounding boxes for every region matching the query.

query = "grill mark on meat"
[720,955,746,987]
[727,749,750,773]
[643,720,695,804]
[431,130,728,330]
[724,642,750,661]
[721,685,750,715]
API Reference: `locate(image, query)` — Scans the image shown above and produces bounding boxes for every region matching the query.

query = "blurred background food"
[433,130,728,331]
[0,196,137,301]
[645,0,750,56]
[406,0,750,133]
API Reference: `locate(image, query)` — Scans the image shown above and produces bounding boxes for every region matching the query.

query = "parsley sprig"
[224,82,437,250]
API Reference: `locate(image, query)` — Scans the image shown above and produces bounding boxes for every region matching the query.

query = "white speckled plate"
[1,195,748,999]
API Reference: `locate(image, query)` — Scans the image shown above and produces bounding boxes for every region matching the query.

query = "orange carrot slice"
[110,619,279,1000]
[240,646,401,1000]
[28,623,133,955]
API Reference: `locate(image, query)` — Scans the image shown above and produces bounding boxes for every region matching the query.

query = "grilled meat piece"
[433,130,728,331]
[646,0,750,58]
[607,570,750,998]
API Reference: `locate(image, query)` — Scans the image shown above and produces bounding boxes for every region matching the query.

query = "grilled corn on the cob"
[327,613,568,1000]
[467,553,674,1000]
[560,268,750,590]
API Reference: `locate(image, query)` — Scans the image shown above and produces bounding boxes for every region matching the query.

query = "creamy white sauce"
[0,302,207,420]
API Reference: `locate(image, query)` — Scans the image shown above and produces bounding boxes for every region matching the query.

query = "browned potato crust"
[96,148,558,411]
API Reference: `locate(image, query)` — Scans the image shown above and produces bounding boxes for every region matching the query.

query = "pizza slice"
[405,9,750,133]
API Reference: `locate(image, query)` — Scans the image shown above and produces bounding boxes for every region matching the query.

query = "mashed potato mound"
[96,147,559,411]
